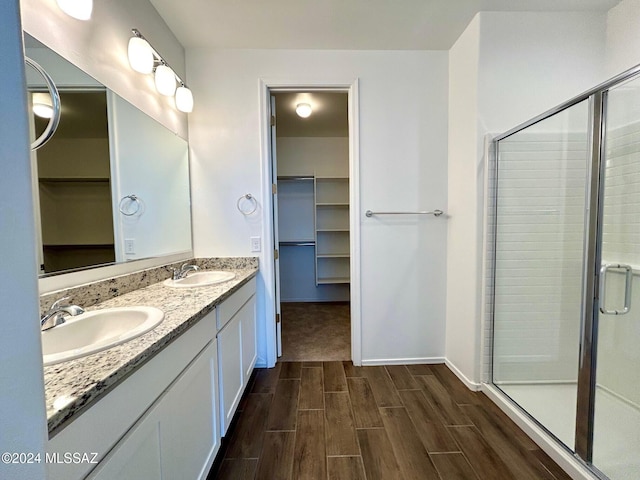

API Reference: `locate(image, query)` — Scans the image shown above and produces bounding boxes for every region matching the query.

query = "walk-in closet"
[273,92,351,361]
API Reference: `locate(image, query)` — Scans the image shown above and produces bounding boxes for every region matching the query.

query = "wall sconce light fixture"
[56,0,93,20]
[127,29,194,113]
[296,103,312,118]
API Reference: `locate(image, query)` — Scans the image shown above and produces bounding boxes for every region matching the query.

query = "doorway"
[271,91,351,361]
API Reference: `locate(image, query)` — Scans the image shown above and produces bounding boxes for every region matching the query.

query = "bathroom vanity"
[43,259,258,480]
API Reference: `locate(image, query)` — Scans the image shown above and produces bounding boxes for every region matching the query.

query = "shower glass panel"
[592,75,640,480]
[492,100,591,450]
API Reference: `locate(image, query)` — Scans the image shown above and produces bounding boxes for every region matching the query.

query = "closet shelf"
[277,175,314,181]
[43,243,115,249]
[39,177,110,183]
[317,253,349,258]
[316,202,349,207]
[317,276,350,285]
[280,241,315,247]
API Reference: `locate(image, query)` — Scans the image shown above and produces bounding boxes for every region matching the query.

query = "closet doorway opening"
[271,91,352,362]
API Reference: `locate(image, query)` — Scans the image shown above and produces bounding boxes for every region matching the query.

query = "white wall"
[0,1,47,479]
[606,0,640,77]
[446,15,482,386]
[277,137,349,177]
[21,0,188,139]
[447,11,607,386]
[187,49,449,366]
[446,16,482,381]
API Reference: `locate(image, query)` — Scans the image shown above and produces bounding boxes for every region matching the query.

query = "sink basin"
[163,270,236,288]
[42,306,164,366]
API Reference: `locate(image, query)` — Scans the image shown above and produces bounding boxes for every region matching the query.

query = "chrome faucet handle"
[172,268,181,280]
[180,263,199,272]
[171,263,199,280]
[41,297,84,331]
[49,296,71,310]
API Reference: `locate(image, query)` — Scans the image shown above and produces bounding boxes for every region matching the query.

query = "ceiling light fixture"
[56,0,93,20]
[296,103,312,118]
[127,29,195,113]
[32,92,54,119]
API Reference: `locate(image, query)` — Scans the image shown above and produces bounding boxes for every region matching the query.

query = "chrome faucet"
[172,263,199,280]
[40,297,85,331]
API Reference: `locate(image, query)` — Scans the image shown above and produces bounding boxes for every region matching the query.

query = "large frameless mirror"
[25,33,192,275]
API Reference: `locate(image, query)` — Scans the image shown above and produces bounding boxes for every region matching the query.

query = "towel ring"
[119,194,141,216]
[237,193,258,215]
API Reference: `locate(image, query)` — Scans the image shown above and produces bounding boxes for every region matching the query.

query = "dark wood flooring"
[208,362,572,480]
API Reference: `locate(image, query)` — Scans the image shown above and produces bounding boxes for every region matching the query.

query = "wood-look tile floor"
[207,362,573,480]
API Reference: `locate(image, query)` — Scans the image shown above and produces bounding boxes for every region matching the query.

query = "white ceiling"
[149,0,619,50]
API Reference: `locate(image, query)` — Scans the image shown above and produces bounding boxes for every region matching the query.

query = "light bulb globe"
[128,37,154,74]
[155,65,177,96]
[176,86,194,113]
[32,92,54,119]
[296,103,312,118]
[56,0,93,20]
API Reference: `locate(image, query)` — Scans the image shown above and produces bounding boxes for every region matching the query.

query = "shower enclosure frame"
[488,62,640,479]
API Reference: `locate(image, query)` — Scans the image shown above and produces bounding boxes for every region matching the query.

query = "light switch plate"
[250,236,261,252]
[125,238,135,254]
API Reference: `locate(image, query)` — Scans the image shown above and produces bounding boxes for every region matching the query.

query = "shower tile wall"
[492,131,588,383]
[597,119,640,409]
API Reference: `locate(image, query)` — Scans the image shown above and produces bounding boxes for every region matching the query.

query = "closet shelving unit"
[314,177,350,285]
[277,175,351,287]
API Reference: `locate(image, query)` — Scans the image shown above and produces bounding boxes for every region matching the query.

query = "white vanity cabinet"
[46,276,258,480]
[89,340,219,480]
[48,308,220,480]
[216,277,257,435]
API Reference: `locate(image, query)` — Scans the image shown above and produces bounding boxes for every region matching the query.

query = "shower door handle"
[599,264,633,315]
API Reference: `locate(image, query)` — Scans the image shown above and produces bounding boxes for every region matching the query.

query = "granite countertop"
[44,264,258,437]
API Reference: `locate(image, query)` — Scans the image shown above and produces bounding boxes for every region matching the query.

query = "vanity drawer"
[216,277,256,331]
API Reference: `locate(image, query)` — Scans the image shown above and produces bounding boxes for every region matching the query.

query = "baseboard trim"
[361,357,445,366]
[444,358,482,391]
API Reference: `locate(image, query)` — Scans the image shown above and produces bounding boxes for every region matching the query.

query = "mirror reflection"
[25,34,192,275]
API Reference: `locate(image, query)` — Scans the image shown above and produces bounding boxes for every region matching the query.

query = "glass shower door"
[591,75,640,480]
[492,100,591,450]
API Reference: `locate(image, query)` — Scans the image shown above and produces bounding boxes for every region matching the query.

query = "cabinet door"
[217,314,243,436]
[160,341,220,480]
[88,410,162,480]
[240,295,257,383]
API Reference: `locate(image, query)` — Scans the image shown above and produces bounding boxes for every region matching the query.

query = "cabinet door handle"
[599,264,633,315]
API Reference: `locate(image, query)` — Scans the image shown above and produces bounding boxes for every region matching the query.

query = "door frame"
[258,78,361,367]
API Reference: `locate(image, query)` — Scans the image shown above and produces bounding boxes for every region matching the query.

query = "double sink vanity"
[42,257,259,480]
